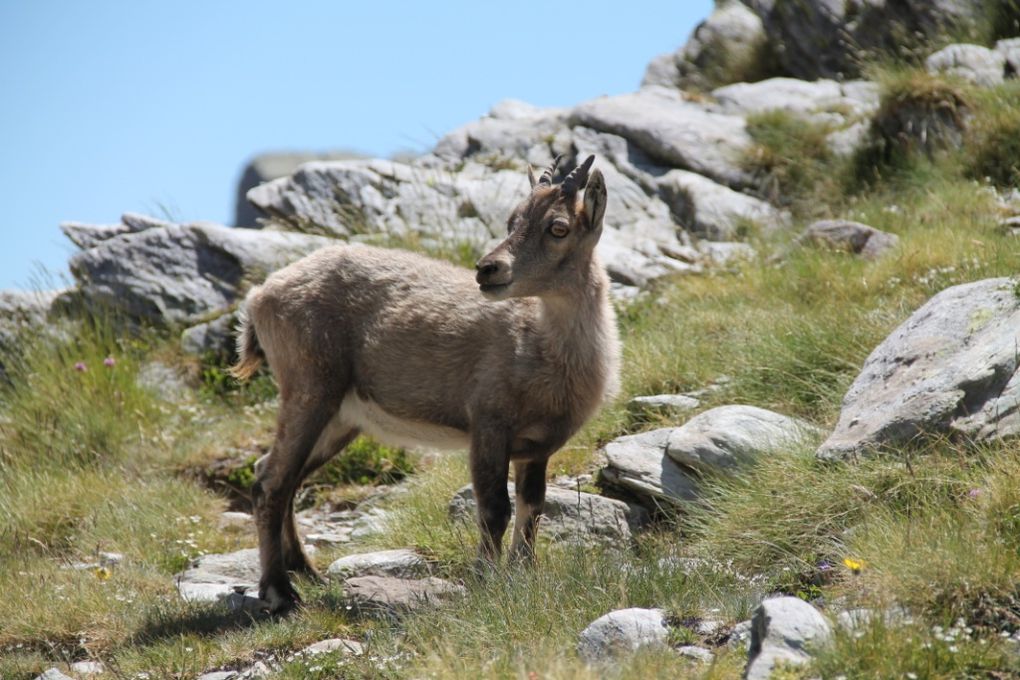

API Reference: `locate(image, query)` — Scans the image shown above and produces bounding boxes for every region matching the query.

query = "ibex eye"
[549,222,569,238]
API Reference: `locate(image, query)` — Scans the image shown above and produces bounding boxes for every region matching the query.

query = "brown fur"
[232,156,620,613]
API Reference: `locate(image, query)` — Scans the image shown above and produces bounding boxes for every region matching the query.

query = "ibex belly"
[337,391,470,450]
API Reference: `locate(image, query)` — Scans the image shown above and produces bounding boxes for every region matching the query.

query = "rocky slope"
[8,1,1020,678]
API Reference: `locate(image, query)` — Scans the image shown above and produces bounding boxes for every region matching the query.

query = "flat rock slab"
[174,548,265,604]
[665,405,820,474]
[818,278,1020,459]
[800,219,899,260]
[342,576,465,616]
[326,548,428,579]
[601,428,701,508]
[449,482,636,544]
[577,607,669,662]
[746,596,832,680]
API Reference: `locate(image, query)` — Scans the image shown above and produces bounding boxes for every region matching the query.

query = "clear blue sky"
[0,0,711,290]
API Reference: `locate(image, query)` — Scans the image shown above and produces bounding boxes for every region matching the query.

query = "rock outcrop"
[750,0,987,81]
[818,278,1020,459]
[642,1,770,91]
[234,151,366,227]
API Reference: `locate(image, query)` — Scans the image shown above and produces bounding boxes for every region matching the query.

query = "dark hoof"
[259,579,302,615]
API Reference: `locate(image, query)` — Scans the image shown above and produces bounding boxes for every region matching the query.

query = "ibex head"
[475,154,607,300]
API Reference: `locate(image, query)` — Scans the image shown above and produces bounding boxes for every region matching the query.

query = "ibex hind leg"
[280,419,359,582]
[253,390,340,614]
[509,459,548,565]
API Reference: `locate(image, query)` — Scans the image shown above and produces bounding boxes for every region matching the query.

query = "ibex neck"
[533,256,619,405]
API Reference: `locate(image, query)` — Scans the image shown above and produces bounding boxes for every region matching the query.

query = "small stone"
[628,394,700,415]
[577,607,669,662]
[301,638,364,656]
[98,552,123,568]
[745,597,832,680]
[728,619,753,649]
[218,511,254,530]
[800,219,899,260]
[195,673,237,680]
[69,660,105,675]
[678,645,714,662]
[35,670,74,680]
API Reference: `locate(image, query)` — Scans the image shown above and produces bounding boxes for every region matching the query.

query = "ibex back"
[231,155,620,613]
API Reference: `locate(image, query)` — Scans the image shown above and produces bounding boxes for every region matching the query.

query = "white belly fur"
[338,392,470,451]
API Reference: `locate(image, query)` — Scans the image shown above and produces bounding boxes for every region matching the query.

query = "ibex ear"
[527,164,537,189]
[583,168,607,234]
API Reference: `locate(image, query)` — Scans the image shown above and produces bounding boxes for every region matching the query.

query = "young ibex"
[231,155,620,613]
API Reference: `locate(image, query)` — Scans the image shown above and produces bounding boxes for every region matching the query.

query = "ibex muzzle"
[230,154,619,614]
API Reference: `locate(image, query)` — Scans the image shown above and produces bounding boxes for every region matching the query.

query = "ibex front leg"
[509,459,548,564]
[469,425,512,564]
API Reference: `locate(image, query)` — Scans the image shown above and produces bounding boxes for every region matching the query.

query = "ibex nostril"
[476,261,497,276]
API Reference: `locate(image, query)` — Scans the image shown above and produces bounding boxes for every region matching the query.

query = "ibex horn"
[538,154,563,186]
[561,155,595,195]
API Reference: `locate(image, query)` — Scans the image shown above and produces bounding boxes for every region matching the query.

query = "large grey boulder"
[601,428,701,508]
[817,278,1020,459]
[745,596,832,680]
[665,405,820,474]
[449,483,635,544]
[751,0,986,81]
[577,607,669,662]
[926,43,1006,87]
[800,219,900,260]
[642,1,769,91]
[656,169,788,240]
[68,217,333,325]
[570,87,753,189]
[235,151,365,227]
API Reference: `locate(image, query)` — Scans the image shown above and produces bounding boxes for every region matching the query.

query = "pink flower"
[74,362,87,372]
[967,488,983,499]
[103,356,116,367]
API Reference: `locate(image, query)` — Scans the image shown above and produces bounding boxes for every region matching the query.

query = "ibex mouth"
[479,282,511,298]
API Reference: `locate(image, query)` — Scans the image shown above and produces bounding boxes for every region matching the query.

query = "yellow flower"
[842,557,866,573]
[93,566,112,581]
